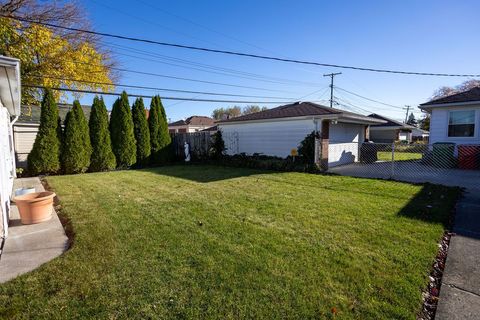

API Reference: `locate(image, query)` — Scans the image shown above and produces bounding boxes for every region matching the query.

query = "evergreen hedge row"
[28,90,175,176]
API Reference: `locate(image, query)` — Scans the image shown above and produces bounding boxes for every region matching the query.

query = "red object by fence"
[458,145,480,170]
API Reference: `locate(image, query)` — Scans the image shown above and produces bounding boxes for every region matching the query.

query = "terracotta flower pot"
[14,191,56,225]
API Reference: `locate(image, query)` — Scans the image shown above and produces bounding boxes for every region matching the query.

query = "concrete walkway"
[435,190,480,320]
[330,162,480,319]
[0,177,68,283]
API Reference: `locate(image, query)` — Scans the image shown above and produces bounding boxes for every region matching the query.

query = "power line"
[23,84,290,104]
[334,86,403,109]
[103,40,320,86]
[4,14,480,78]
[28,75,295,99]
[112,50,313,86]
[72,61,293,93]
[334,96,373,114]
[295,87,330,101]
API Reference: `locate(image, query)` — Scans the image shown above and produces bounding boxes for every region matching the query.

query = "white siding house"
[168,116,216,133]
[368,113,426,143]
[419,87,480,146]
[424,105,480,145]
[218,102,384,168]
[0,56,21,245]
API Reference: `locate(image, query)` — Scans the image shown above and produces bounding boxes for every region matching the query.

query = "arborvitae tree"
[61,100,92,174]
[27,89,61,175]
[132,97,151,166]
[56,116,63,161]
[109,91,136,168]
[210,130,226,159]
[148,96,161,160]
[298,131,319,164]
[148,95,171,164]
[406,112,418,126]
[89,96,116,171]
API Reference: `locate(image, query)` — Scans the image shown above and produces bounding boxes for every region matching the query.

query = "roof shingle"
[218,102,342,123]
[169,116,215,127]
[421,87,480,106]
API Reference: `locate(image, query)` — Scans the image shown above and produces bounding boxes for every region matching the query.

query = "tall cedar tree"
[61,100,92,174]
[89,96,116,171]
[28,89,61,175]
[148,95,171,164]
[210,130,226,159]
[132,97,151,166]
[109,91,136,168]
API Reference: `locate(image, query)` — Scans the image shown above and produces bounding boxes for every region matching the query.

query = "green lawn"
[377,151,423,162]
[0,166,458,319]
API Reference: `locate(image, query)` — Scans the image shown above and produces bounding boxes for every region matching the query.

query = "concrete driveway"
[329,161,480,191]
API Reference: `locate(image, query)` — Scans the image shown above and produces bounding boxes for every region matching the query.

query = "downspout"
[10,115,19,177]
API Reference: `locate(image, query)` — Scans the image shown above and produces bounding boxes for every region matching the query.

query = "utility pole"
[403,105,411,123]
[323,72,342,108]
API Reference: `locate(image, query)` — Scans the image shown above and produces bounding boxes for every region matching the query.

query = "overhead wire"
[23,84,293,104]
[3,14,479,77]
[27,75,295,99]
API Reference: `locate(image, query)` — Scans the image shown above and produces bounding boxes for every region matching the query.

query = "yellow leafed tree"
[0,0,115,104]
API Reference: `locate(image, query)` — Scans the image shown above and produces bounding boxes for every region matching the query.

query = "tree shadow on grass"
[142,164,272,183]
[396,183,461,228]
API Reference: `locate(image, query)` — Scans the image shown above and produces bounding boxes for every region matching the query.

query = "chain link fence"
[328,142,480,189]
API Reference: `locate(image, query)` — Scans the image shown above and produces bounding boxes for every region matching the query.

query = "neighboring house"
[0,56,21,245]
[14,104,91,168]
[168,116,215,133]
[217,101,384,168]
[411,127,430,141]
[368,113,428,143]
[419,87,480,145]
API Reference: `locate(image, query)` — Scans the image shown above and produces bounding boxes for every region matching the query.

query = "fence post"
[391,142,395,178]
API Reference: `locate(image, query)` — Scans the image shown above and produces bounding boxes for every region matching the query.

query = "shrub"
[214,154,319,173]
[89,96,116,171]
[148,95,171,164]
[132,97,151,166]
[298,131,319,164]
[210,130,226,159]
[61,100,92,174]
[27,89,61,175]
[109,91,136,168]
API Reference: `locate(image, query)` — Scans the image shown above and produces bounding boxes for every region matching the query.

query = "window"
[448,110,475,137]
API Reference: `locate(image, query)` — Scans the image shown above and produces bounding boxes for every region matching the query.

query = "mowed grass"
[377,151,423,162]
[0,165,459,319]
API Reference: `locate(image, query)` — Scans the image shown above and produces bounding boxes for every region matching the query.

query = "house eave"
[370,125,412,131]
[217,114,339,125]
[0,56,21,116]
[218,113,386,126]
[419,100,480,111]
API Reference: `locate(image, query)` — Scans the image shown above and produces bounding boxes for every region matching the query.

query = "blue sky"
[77,0,480,122]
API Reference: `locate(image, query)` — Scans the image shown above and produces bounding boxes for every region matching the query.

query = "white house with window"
[419,87,480,145]
[0,56,21,248]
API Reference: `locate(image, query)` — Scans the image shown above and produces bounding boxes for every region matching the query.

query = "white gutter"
[419,100,480,111]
